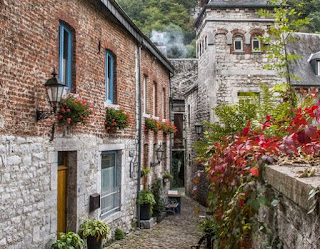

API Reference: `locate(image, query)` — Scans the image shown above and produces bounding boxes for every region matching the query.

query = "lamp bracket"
[36,109,53,121]
[150,161,160,167]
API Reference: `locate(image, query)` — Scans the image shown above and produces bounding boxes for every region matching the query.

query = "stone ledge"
[265,165,320,211]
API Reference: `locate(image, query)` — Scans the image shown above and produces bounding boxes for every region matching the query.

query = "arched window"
[252,36,261,52]
[105,51,115,104]
[59,23,73,91]
[234,36,243,52]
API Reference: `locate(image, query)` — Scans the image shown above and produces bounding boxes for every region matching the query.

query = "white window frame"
[234,37,243,52]
[252,36,261,52]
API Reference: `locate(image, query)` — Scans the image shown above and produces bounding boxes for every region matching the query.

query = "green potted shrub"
[51,232,84,249]
[79,219,110,249]
[151,179,166,222]
[138,190,156,220]
[163,171,173,183]
[141,168,150,177]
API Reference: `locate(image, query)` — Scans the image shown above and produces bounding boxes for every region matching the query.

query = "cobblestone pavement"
[107,196,205,249]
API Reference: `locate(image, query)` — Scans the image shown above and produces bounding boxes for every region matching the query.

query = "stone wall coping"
[265,165,320,211]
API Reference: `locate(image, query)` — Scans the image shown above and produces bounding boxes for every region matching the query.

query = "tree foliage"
[116,0,197,58]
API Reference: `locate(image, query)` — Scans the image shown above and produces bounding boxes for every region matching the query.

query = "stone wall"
[0,134,138,248]
[255,165,320,249]
[169,59,198,100]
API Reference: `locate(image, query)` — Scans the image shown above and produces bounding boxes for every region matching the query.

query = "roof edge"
[99,0,174,73]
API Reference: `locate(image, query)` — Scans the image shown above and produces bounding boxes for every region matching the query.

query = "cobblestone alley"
[107,196,205,249]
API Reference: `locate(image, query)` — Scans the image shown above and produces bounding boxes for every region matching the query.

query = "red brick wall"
[1,0,170,140]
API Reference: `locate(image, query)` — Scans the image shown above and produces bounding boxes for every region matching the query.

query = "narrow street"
[107,197,205,249]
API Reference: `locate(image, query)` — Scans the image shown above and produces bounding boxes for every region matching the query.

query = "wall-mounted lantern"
[150,144,164,167]
[36,69,65,121]
[195,122,203,136]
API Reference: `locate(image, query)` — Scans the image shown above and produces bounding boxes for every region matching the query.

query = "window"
[205,36,208,50]
[105,51,115,104]
[234,37,243,52]
[144,75,148,113]
[59,23,72,90]
[101,151,120,216]
[162,88,166,118]
[188,104,191,127]
[153,82,157,116]
[238,92,259,105]
[252,36,261,52]
[317,61,320,76]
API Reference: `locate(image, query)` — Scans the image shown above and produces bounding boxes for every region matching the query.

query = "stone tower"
[192,0,281,124]
[184,0,282,201]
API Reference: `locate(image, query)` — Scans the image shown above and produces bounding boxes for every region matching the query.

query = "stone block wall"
[255,165,320,249]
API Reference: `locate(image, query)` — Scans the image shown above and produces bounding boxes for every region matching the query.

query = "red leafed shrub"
[200,94,320,248]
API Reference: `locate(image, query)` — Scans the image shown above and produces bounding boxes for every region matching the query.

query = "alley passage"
[107,197,204,249]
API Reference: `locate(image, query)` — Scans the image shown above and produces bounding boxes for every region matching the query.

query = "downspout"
[136,43,142,229]
[169,72,173,189]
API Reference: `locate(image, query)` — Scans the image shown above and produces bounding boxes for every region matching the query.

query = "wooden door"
[57,165,68,235]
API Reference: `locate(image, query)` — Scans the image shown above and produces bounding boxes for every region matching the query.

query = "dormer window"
[308,52,320,75]
[234,37,243,52]
[252,36,261,52]
[317,61,320,76]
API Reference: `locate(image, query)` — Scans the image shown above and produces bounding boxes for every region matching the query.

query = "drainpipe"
[169,72,173,191]
[136,43,142,229]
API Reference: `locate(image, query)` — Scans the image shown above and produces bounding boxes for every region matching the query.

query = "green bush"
[151,178,164,216]
[114,227,125,240]
[79,219,110,241]
[51,232,84,249]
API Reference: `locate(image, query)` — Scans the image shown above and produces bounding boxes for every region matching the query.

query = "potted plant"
[138,190,156,220]
[105,108,130,132]
[79,219,110,249]
[51,232,84,249]
[57,94,93,126]
[163,171,173,183]
[160,121,177,134]
[151,179,166,222]
[144,118,160,132]
[141,168,150,177]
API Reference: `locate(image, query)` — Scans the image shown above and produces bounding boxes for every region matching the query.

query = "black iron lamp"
[36,69,65,121]
[195,122,203,136]
[150,144,164,167]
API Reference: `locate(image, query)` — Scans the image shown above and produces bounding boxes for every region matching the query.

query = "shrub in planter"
[160,121,177,134]
[58,94,93,125]
[51,232,84,249]
[141,168,150,177]
[144,118,161,132]
[114,227,125,241]
[105,108,130,132]
[79,219,110,249]
[138,190,156,220]
[151,179,164,217]
[163,171,173,180]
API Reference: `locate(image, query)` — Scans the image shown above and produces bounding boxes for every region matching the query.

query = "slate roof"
[287,33,320,86]
[207,0,271,8]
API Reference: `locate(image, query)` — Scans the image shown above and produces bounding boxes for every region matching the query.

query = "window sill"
[162,119,167,122]
[153,116,160,120]
[252,51,262,55]
[100,209,122,223]
[143,113,151,118]
[233,51,244,55]
[104,102,120,109]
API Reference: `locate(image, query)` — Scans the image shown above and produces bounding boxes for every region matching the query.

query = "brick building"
[0,0,173,248]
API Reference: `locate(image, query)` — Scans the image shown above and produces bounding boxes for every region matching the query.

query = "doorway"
[57,151,77,235]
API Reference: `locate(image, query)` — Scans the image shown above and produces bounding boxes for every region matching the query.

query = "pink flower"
[66,109,70,113]
[58,115,63,119]
[61,108,65,113]
[67,118,71,125]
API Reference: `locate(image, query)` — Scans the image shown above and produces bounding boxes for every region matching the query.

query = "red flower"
[239,200,245,206]
[250,167,259,177]
[107,127,111,130]
[61,108,65,113]
[67,109,71,113]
